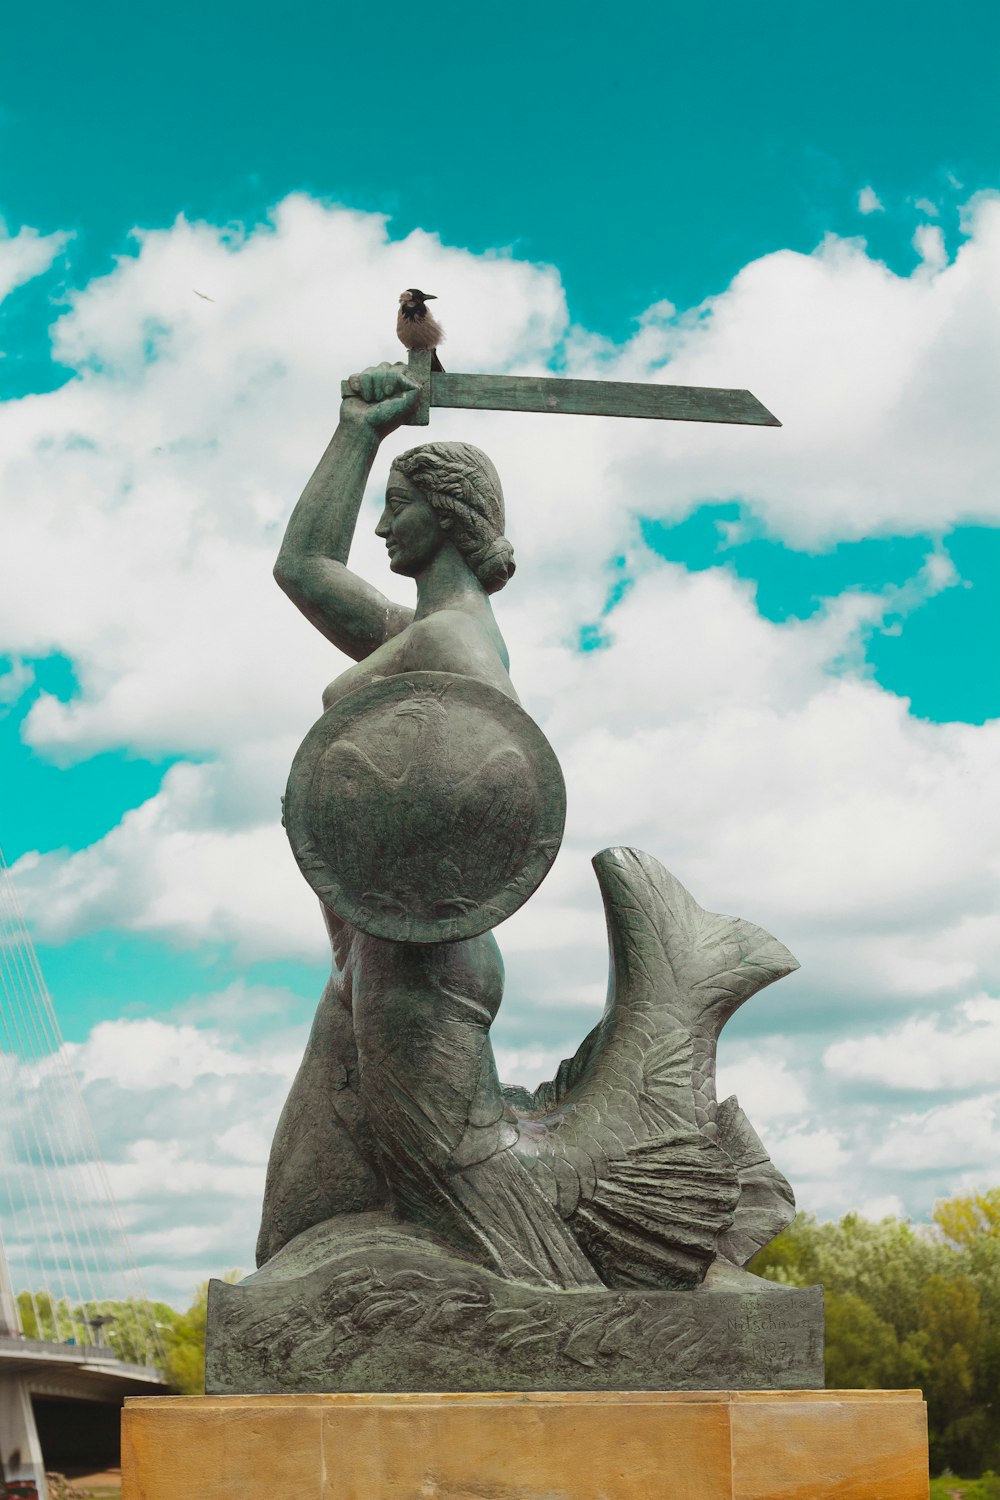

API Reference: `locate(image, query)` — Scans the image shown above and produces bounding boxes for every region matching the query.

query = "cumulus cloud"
[0,222,68,305]
[2,193,999,1285]
[913,222,947,271]
[72,1016,265,1090]
[825,996,1000,1090]
[871,1094,1000,1174]
[716,1054,809,1122]
[858,186,885,215]
[4,189,1000,764]
[12,766,324,960]
[1,997,308,1302]
[614,198,1000,546]
[859,1193,905,1220]
[770,1125,848,1179]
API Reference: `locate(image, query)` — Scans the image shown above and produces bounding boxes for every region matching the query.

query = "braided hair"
[393,442,516,594]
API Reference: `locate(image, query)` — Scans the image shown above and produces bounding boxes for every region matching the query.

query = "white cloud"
[493,1044,576,1089]
[871,1094,1000,1172]
[11,767,325,959]
[716,1054,809,1122]
[857,186,884,215]
[617,200,1000,547]
[14,552,1000,995]
[71,1016,271,1090]
[914,198,939,218]
[859,1193,904,1220]
[3,190,1000,761]
[769,1125,848,1178]
[0,658,33,707]
[173,978,304,1025]
[1,1006,308,1302]
[913,221,947,271]
[824,996,1000,1090]
[0,222,68,305]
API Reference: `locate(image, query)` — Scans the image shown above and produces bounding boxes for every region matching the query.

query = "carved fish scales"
[504,848,799,1286]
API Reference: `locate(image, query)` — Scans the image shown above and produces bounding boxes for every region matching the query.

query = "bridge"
[0,847,169,1499]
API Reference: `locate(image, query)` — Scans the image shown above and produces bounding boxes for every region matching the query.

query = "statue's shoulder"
[404,608,490,656]
[401,610,513,697]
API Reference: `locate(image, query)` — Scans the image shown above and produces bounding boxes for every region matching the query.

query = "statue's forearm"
[276,418,379,576]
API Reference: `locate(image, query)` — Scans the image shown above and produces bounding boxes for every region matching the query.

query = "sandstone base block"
[122,1389,929,1500]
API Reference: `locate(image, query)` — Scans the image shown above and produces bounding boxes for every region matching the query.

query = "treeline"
[16,1281,212,1395]
[750,1189,1000,1477]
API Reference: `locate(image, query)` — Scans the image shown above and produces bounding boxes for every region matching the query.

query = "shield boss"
[284,671,566,943]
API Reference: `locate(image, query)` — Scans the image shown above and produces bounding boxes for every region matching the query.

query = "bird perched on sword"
[396,288,445,371]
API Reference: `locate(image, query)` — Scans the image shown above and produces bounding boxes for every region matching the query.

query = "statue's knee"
[440,932,505,1020]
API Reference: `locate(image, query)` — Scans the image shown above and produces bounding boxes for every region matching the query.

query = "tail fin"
[714,1096,796,1266]
[572,1132,741,1288]
[505,849,799,1287]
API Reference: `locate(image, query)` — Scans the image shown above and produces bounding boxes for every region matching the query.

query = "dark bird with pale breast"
[397,288,445,372]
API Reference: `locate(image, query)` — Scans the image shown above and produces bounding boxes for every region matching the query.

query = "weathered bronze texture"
[206,356,814,1394]
[284,671,565,943]
[208,1214,823,1394]
[342,349,782,427]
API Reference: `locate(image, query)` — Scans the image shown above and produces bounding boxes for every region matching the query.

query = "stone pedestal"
[122,1389,929,1500]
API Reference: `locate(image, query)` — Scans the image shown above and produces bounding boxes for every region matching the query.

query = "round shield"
[284,671,566,944]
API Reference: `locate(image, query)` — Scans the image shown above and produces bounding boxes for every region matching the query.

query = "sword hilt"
[339,349,431,427]
[403,349,432,425]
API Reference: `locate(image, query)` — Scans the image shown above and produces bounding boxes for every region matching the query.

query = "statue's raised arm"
[273,362,421,660]
[274,360,517,705]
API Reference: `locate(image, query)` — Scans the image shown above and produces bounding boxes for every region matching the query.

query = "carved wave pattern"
[209,1235,823,1394]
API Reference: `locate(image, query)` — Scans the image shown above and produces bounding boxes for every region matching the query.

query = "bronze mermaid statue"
[257,360,798,1293]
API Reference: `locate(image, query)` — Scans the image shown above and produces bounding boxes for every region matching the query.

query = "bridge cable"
[0,846,166,1367]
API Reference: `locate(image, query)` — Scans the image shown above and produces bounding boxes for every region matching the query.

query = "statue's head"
[389,442,516,594]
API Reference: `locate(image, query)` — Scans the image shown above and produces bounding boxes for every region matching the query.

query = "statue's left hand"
[341,363,420,438]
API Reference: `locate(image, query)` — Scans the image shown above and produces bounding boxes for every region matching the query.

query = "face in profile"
[376,468,447,577]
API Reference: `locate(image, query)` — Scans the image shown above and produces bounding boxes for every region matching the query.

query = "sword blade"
[429,371,781,427]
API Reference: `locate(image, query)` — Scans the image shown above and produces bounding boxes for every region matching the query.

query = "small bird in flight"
[396,288,445,371]
[192,289,215,302]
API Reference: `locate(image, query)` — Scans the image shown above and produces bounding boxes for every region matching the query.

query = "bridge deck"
[0,1334,166,1402]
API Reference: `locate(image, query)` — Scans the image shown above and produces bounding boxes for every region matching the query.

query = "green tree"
[162,1281,209,1395]
[934,1191,1000,1250]
[751,1195,1000,1479]
[751,1209,953,1340]
[918,1273,989,1475]
[159,1272,240,1394]
[747,1210,826,1287]
[823,1290,905,1389]
[17,1290,174,1365]
[15,1275,239,1397]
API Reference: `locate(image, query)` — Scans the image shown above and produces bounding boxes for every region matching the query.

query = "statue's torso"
[321,608,515,711]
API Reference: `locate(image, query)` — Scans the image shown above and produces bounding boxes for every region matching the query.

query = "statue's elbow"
[273,554,299,596]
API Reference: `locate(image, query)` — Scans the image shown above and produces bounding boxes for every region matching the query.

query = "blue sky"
[3,0,999,356]
[1,0,998,1298]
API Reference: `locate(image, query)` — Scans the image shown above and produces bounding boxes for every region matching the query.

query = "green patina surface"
[343,348,781,427]
[208,352,808,1395]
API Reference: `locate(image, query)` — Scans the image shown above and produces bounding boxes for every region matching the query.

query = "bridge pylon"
[0,1229,46,1499]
